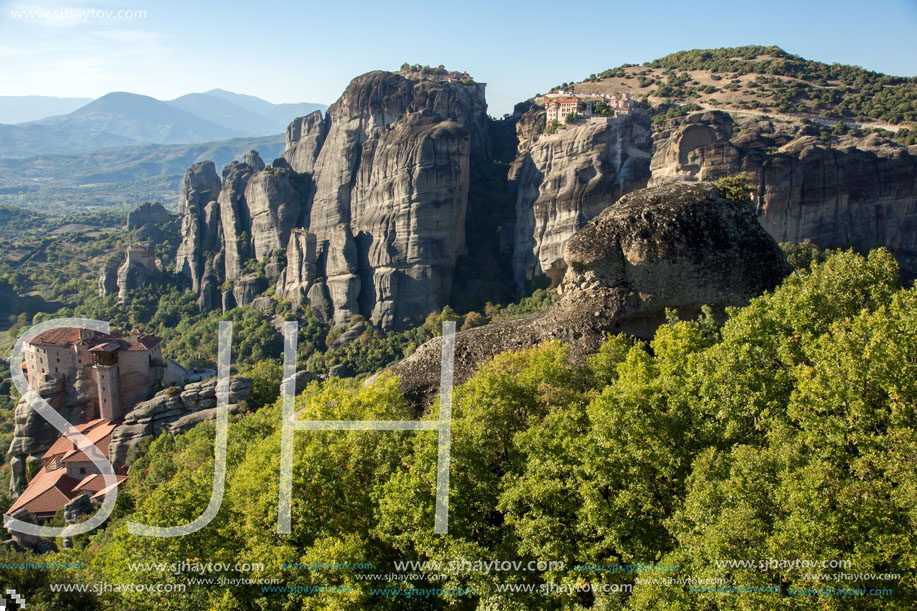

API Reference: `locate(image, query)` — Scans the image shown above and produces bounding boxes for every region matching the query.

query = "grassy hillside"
[560,45,916,126]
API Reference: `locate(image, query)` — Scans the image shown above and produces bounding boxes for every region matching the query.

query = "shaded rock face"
[650,111,917,279]
[127,202,171,230]
[382,182,791,407]
[175,161,223,292]
[98,264,118,297]
[509,107,653,287]
[284,111,327,174]
[177,70,486,330]
[109,376,253,465]
[116,244,157,305]
[244,168,305,263]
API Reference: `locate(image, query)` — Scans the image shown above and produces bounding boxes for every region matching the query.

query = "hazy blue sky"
[1,0,915,116]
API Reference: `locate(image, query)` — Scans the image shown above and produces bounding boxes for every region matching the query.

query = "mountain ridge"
[0,90,327,158]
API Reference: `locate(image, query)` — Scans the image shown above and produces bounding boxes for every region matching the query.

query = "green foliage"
[714,172,753,203]
[543,119,562,135]
[591,100,614,117]
[780,239,828,271]
[650,102,702,124]
[894,127,917,146]
[564,112,577,125]
[0,547,99,610]
[162,306,283,371]
[241,358,283,407]
[10,248,916,609]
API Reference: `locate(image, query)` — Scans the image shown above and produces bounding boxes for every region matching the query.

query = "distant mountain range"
[0,90,326,158]
[0,96,93,124]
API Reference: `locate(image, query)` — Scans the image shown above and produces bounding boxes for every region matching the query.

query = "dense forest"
[1,246,914,610]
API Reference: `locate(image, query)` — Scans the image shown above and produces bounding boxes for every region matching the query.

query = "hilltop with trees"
[557,45,916,137]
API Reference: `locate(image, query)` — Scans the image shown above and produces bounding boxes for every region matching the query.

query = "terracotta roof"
[89,342,120,353]
[91,478,127,500]
[42,420,108,462]
[30,328,160,352]
[124,335,160,351]
[73,473,125,494]
[6,468,80,517]
[60,421,118,464]
[30,327,89,347]
[42,419,118,465]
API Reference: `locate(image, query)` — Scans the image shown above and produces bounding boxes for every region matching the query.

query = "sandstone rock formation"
[650,111,917,279]
[509,106,653,287]
[108,376,253,465]
[176,70,488,330]
[116,242,157,305]
[175,161,223,293]
[5,508,57,553]
[284,112,326,174]
[381,181,791,407]
[127,202,171,231]
[98,264,118,297]
[171,74,915,339]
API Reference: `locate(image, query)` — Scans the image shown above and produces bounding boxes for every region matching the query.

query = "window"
[79,468,86,475]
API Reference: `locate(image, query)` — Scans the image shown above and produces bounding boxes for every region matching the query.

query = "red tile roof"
[6,468,80,518]
[11,419,123,519]
[91,478,127,500]
[42,420,108,462]
[30,327,87,347]
[30,328,160,352]
[73,473,126,494]
[89,342,120,353]
[58,422,118,465]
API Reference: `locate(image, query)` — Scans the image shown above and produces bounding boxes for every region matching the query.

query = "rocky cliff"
[173,74,916,335]
[649,111,917,279]
[382,181,791,406]
[508,107,653,286]
[100,202,174,302]
[175,71,488,329]
[109,376,253,465]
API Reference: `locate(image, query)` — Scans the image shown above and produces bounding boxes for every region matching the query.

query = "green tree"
[714,172,753,203]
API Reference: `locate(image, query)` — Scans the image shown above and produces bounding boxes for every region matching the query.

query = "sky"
[0,0,915,116]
